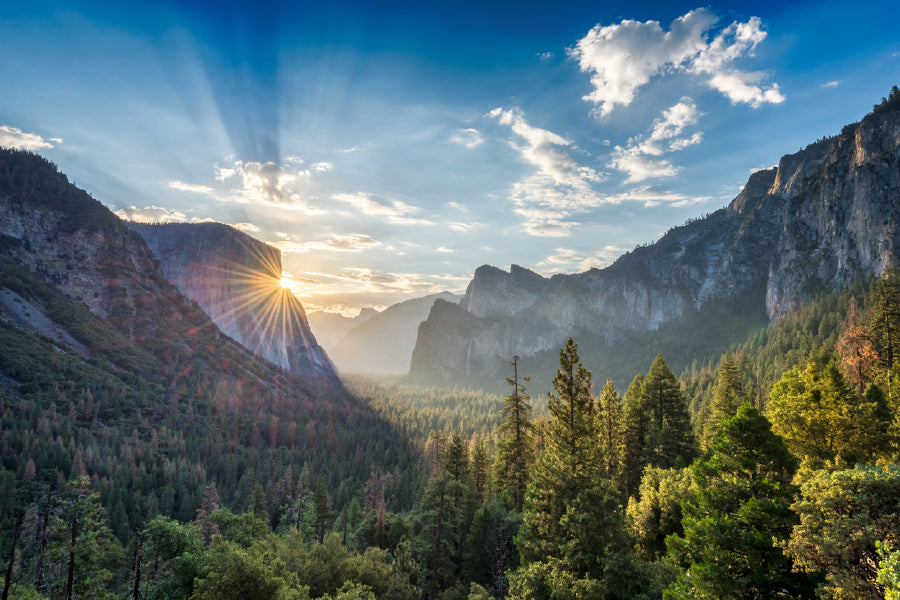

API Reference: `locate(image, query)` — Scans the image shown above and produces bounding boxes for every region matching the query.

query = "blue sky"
[1,0,898,314]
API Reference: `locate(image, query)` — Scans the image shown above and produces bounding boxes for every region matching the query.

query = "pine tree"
[595,378,625,484]
[870,267,900,372]
[518,337,598,563]
[701,352,745,452]
[495,356,534,512]
[195,482,220,547]
[666,404,816,599]
[642,355,695,469]
[312,474,332,544]
[622,373,648,500]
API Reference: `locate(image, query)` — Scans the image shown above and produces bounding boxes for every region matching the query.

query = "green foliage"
[872,85,900,114]
[878,542,900,600]
[767,361,893,468]
[642,355,696,470]
[665,404,816,599]
[495,360,534,512]
[519,338,599,563]
[626,467,694,561]
[785,465,900,600]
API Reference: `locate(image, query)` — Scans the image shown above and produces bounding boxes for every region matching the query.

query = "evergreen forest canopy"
[2,87,900,599]
[4,264,900,599]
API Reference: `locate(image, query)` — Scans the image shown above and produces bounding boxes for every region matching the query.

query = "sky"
[1,0,898,315]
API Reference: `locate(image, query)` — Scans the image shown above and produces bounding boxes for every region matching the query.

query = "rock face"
[308,308,378,351]
[0,150,190,342]
[410,104,900,384]
[130,223,338,386]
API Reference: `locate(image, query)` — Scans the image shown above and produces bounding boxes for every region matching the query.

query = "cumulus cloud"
[610,98,703,182]
[569,8,783,117]
[332,192,434,225]
[113,205,216,224]
[0,126,61,151]
[449,128,484,149]
[271,233,382,253]
[489,107,607,236]
[168,181,214,194]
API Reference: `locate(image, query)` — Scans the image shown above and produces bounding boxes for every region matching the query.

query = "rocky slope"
[130,223,337,386]
[410,101,900,385]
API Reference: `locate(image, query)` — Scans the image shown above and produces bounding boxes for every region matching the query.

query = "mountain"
[410,99,900,389]
[0,149,416,528]
[328,292,461,374]
[308,307,378,351]
[129,222,338,387]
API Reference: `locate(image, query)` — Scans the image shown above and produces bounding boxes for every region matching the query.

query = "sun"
[280,277,292,289]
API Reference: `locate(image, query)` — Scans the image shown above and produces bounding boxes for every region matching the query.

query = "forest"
[2,265,900,599]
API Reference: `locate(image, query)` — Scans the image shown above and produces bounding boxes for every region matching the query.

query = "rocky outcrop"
[410,102,900,383]
[130,223,338,386]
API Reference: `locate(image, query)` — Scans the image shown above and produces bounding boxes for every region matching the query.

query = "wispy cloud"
[271,233,382,253]
[113,205,215,224]
[448,221,483,232]
[569,8,783,117]
[0,125,61,151]
[610,98,703,182]
[168,181,214,194]
[536,246,624,273]
[489,107,606,236]
[332,192,434,225]
[821,80,841,88]
[232,222,260,232]
[449,128,484,149]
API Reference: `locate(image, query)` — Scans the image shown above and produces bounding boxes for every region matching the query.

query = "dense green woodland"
[3,83,900,596]
[3,265,900,599]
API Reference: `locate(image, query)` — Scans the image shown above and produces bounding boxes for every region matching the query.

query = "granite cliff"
[410,99,900,386]
[130,223,337,386]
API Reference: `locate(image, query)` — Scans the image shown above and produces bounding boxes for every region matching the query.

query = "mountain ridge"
[409,101,900,387]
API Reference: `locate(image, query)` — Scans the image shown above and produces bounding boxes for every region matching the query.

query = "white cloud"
[232,222,260,232]
[332,192,434,225]
[609,98,703,182]
[271,233,382,253]
[113,205,215,224]
[489,108,607,236]
[537,51,554,61]
[449,128,484,149]
[569,8,783,117]
[536,246,623,273]
[435,247,454,253]
[311,161,333,173]
[606,186,712,208]
[168,181,214,194]
[610,150,679,182]
[821,80,840,88]
[0,125,61,151]
[448,221,483,232]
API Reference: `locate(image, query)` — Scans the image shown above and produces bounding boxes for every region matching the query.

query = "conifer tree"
[642,355,695,469]
[595,378,625,485]
[870,267,900,372]
[495,356,534,512]
[701,352,745,452]
[195,483,220,547]
[665,404,816,599]
[312,474,332,543]
[518,337,598,563]
[622,373,648,500]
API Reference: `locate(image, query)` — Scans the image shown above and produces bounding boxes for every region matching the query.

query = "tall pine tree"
[495,356,534,512]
